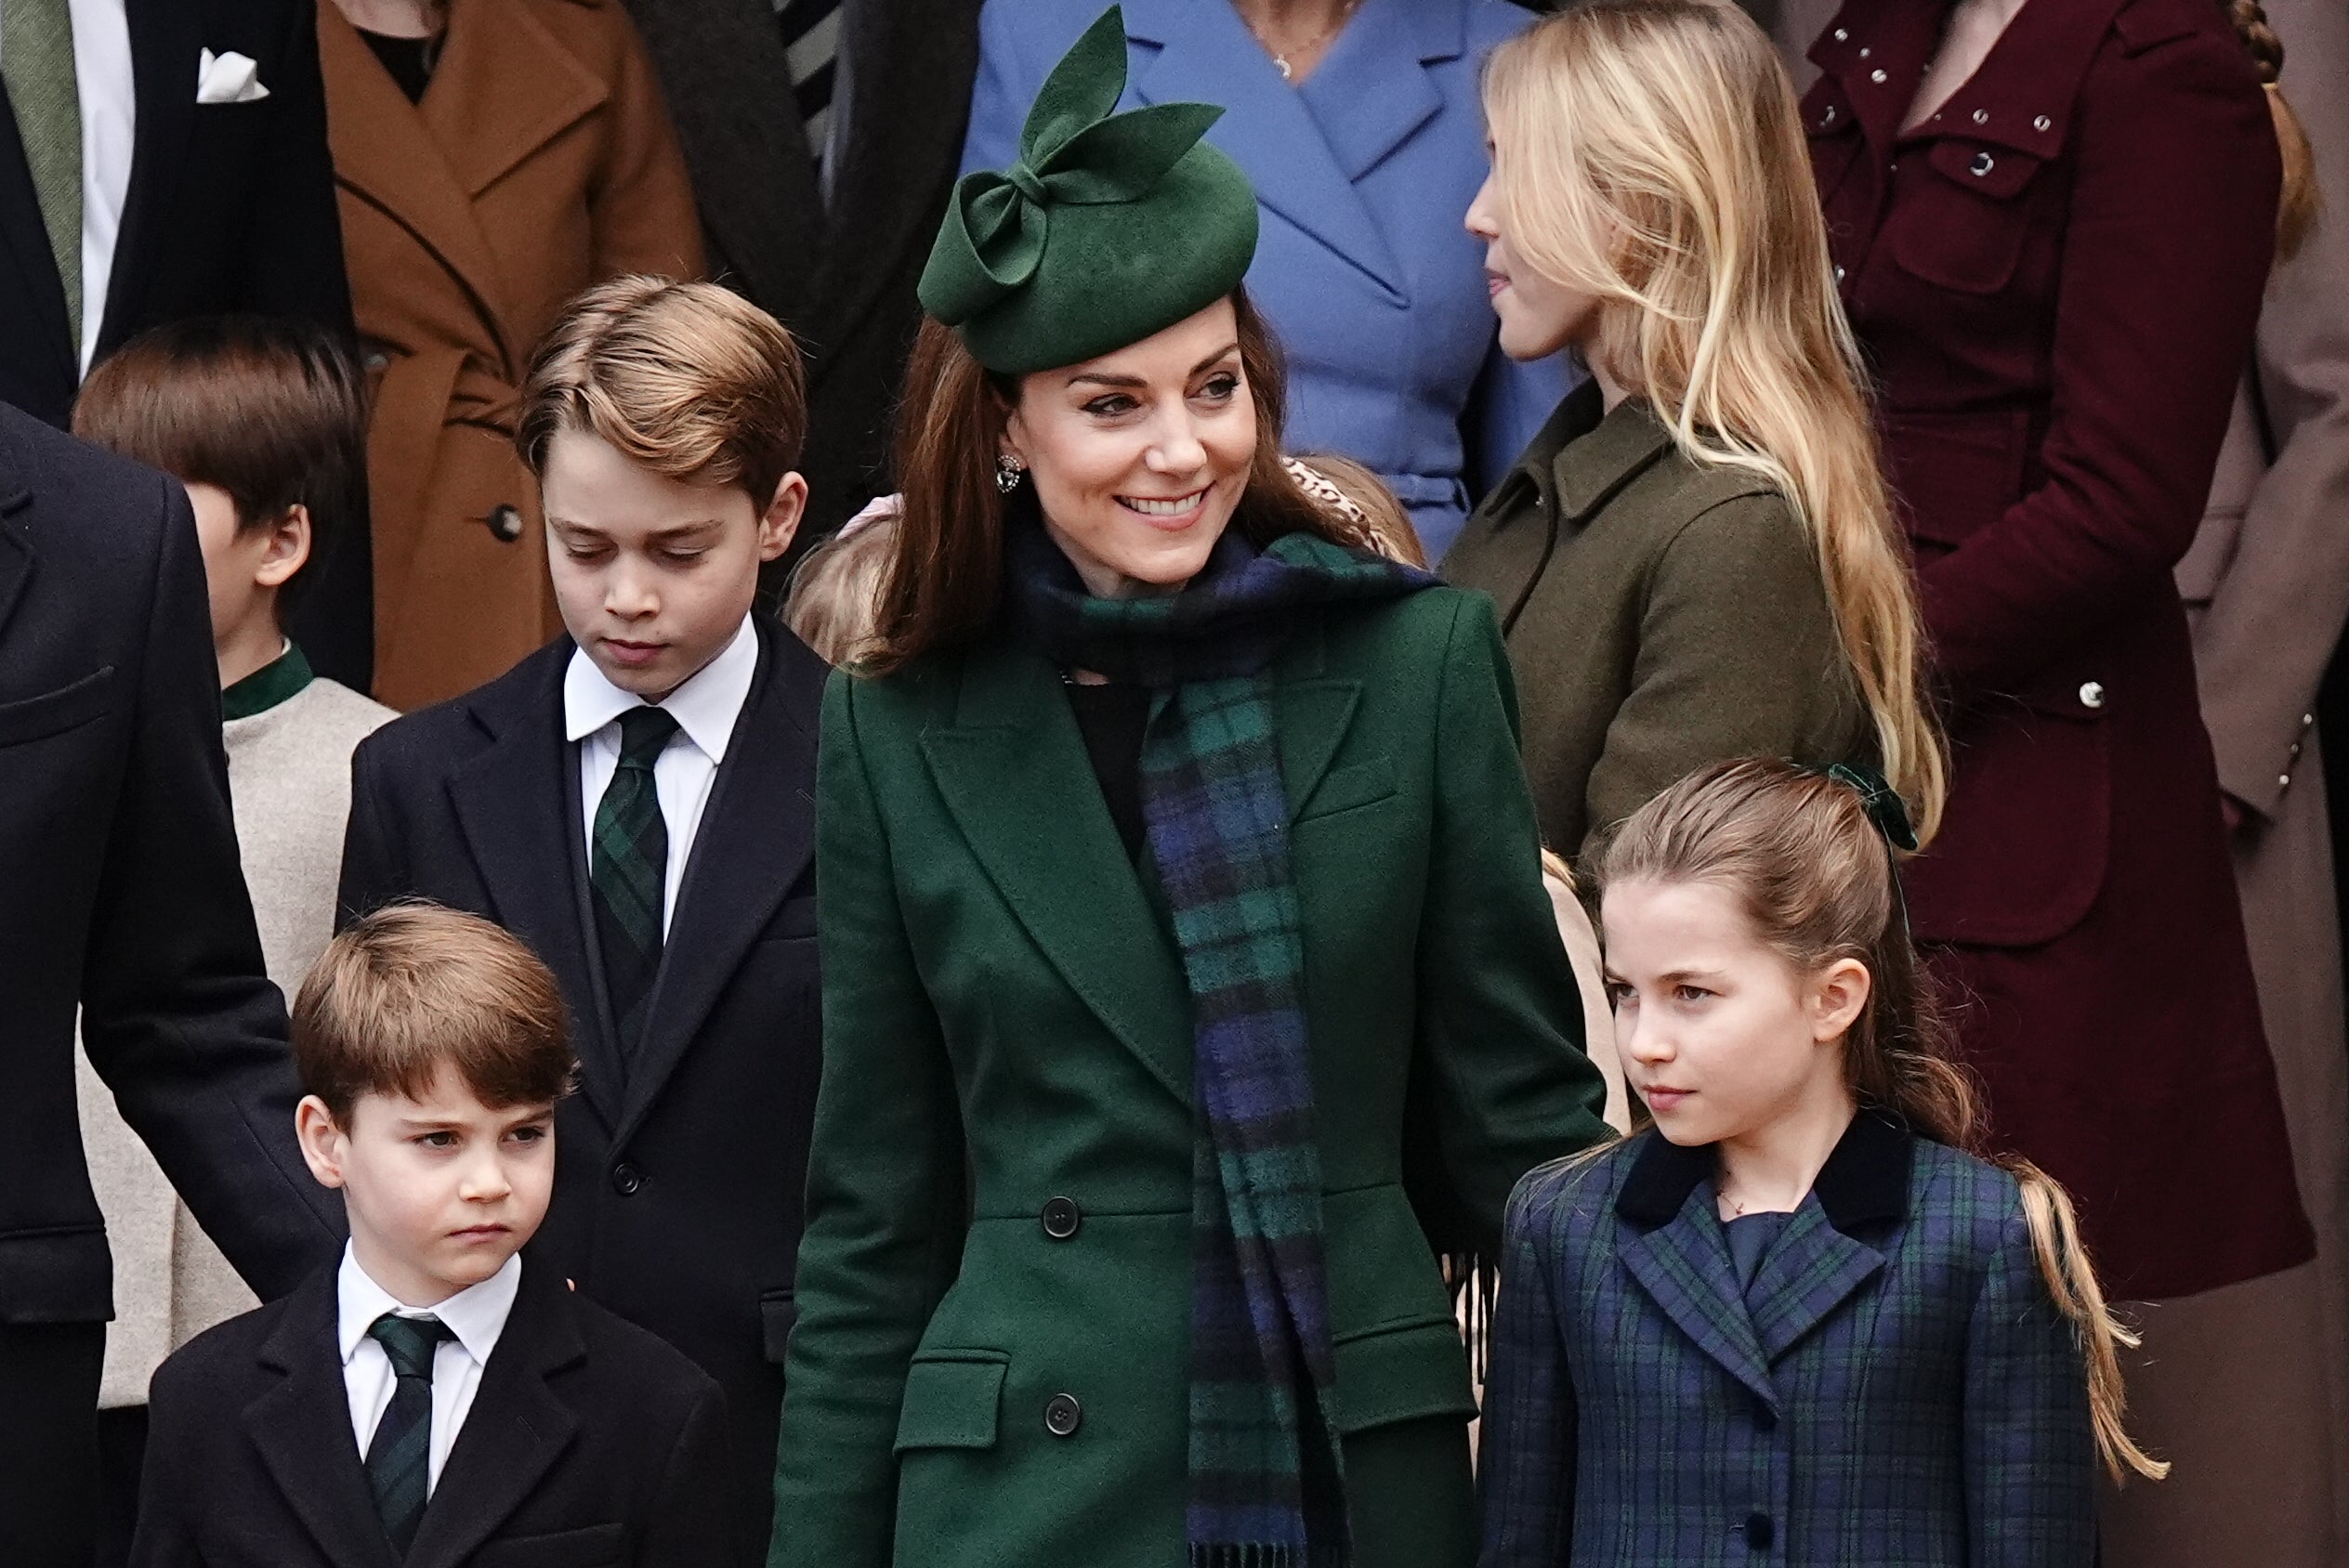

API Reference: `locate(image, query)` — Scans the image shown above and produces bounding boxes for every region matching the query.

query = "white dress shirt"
[337,1246,521,1496]
[0,0,137,371]
[565,616,758,937]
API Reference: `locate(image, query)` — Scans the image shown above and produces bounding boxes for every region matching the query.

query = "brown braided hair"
[2221,0,2318,262]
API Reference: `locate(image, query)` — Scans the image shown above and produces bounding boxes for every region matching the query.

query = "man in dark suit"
[339,279,826,1564]
[0,0,369,685]
[614,0,982,563]
[0,400,343,1568]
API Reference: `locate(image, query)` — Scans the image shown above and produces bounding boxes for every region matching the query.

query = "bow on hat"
[922,7,1225,326]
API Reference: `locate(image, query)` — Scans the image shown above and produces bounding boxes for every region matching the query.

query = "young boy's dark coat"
[131,1254,730,1567]
[337,619,826,1560]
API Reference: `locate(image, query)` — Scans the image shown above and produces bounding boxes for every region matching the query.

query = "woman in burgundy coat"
[1801,0,2313,1312]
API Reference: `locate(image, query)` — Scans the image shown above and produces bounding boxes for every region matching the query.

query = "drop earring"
[995,454,1027,495]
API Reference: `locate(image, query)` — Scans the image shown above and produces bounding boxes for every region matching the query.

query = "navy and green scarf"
[1006,513,1433,1568]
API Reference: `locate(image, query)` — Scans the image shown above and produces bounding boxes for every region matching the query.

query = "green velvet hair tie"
[919,6,1261,374]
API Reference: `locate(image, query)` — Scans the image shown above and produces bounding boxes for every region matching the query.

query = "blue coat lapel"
[1121,0,1433,303]
[1617,1175,1778,1410]
[1744,1196,1888,1365]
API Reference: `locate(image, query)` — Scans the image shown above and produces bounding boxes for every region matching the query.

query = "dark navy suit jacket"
[1478,1114,2097,1567]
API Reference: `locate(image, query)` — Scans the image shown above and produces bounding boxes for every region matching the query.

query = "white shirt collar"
[562,615,759,764]
[336,1243,522,1370]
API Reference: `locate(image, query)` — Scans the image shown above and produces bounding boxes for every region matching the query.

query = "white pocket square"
[195,48,269,105]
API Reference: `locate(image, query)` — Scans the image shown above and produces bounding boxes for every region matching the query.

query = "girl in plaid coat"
[1478,758,2165,1567]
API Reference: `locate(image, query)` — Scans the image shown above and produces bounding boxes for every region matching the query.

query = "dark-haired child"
[131,904,731,1568]
[72,318,396,1563]
[1479,759,2162,1567]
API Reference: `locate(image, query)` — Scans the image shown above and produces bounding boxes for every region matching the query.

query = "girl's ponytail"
[2220,0,2318,262]
[2009,1162,2172,1483]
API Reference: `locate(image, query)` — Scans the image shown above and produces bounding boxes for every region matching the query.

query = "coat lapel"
[426,0,610,208]
[0,104,74,385]
[922,645,1197,1104]
[315,5,521,376]
[1749,1113,1912,1363]
[1614,1134,1777,1408]
[1122,0,1405,303]
[0,433,33,639]
[109,0,203,347]
[446,648,625,1122]
[403,1261,584,1568]
[244,1271,401,1568]
[616,625,820,1144]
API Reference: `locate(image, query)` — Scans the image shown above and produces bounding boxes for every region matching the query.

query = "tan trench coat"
[320,0,703,711]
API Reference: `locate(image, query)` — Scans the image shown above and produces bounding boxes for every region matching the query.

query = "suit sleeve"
[1915,31,2278,703]
[590,5,708,281]
[640,1380,738,1567]
[1478,1172,1580,1568]
[772,674,967,1568]
[1582,495,1852,859]
[242,0,355,335]
[2188,0,2349,822]
[76,476,343,1300]
[1413,594,1610,1252]
[1962,1201,2099,1568]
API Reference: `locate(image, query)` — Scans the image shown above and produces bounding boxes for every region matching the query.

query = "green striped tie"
[364,1313,454,1557]
[1,0,82,355]
[590,705,680,1061]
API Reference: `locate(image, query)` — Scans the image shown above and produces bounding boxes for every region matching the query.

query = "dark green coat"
[772,587,1609,1568]
[1443,385,1865,862]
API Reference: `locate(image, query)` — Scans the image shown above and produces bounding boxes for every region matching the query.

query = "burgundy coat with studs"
[1802,0,2312,1300]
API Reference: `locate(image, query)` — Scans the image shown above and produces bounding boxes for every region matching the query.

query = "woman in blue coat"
[961,0,1568,559]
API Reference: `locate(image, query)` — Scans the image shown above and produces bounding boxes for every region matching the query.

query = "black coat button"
[1043,1393,1083,1437]
[1745,1513,1774,1549]
[1042,1196,1082,1239]
[610,1162,644,1196]
[485,504,524,542]
[1752,1401,1778,1432]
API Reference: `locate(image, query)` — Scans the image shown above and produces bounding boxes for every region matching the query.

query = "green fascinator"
[919,6,1261,375]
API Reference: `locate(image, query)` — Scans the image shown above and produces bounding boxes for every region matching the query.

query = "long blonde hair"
[1596,759,2167,1483]
[1484,1,1947,842]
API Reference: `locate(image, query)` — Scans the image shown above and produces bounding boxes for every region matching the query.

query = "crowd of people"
[1,0,2344,1564]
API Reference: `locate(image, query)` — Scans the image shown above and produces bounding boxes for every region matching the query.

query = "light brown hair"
[1484,1,1948,842]
[294,902,574,1126]
[515,276,808,507]
[868,290,1389,674]
[1595,758,2166,1483]
[2219,0,2318,261]
[785,508,899,666]
[72,315,367,609]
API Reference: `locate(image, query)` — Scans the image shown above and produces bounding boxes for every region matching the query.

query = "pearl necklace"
[1235,0,1363,82]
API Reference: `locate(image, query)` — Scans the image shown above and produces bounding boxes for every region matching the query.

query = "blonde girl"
[1479,758,2161,1566]
[1445,0,1944,865]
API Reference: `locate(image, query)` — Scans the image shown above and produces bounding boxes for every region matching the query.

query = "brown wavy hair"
[865,291,1379,675]
[1595,758,2167,1483]
[2219,0,2319,262]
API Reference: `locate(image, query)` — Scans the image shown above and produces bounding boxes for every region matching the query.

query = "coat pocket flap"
[894,1354,1008,1452]
[468,1523,628,1568]
[760,1290,798,1363]
[1923,138,2042,200]
[1295,761,1398,823]
[0,666,116,748]
[1329,1318,1478,1437]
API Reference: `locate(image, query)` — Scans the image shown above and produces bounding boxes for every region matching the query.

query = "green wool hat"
[919,6,1260,375]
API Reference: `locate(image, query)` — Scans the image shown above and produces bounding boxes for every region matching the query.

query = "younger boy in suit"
[71,318,395,1566]
[339,278,828,1561]
[133,903,731,1568]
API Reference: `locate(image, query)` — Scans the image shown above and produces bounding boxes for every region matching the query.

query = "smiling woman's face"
[1002,297,1257,598]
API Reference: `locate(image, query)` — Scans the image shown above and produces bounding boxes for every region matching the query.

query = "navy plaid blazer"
[1477,1113,2097,1567]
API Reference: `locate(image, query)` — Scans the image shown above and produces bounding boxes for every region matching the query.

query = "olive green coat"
[1443,385,1865,863]
[771,587,1609,1568]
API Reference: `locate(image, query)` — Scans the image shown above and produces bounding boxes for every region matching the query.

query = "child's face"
[1601,878,1870,1149]
[541,429,805,701]
[295,1065,557,1307]
[187,480,308,673]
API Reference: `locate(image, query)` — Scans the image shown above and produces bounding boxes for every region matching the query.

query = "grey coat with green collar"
[1443,383,1866,864]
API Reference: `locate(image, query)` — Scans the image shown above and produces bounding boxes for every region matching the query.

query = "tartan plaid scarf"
[1006,512,1433,1568]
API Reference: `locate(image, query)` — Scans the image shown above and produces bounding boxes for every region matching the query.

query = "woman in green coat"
[770,13,1609,1568]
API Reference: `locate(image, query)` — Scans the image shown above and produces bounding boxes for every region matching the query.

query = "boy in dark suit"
[133,903,731,1568]
[339,278,828,1562]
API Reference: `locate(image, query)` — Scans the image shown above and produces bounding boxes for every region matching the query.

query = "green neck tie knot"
[617,705,679,771]
[369,1313,454,1381]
